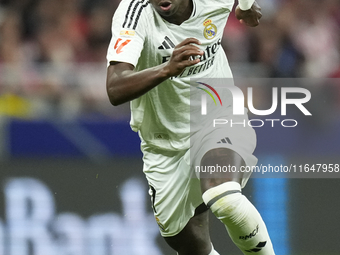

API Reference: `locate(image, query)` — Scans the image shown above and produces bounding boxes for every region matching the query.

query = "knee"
[200,148,245,192]
[200,148,245,167]
[201,177,241,193]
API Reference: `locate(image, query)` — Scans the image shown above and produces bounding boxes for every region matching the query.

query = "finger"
[180,45,204,54]
[178,49,204,61]
[179,58,201,68]
[176,37,202,48]
[242,18,259,27]
[251,18,260,27]
[174,45,203,57]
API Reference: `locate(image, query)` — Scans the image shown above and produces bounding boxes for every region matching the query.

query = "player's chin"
[156,8,174,17]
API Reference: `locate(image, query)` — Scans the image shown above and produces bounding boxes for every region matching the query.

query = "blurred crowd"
[0,0,125,119]
[0,0,339,119]
[225,0,340,78]
[0,0,117,64]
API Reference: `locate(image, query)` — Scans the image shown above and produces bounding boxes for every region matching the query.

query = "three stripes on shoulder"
[122,0,149,30]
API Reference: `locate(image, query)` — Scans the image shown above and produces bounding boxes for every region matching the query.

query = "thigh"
[192,112,258,189]
[142,146,204,237]
[164,206,212,255]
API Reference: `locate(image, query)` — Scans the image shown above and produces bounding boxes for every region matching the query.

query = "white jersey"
[107,0,236,151]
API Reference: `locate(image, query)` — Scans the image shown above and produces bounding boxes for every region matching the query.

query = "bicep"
[106,62,135,86]
[107,62,135,76]
[106,62,136,105]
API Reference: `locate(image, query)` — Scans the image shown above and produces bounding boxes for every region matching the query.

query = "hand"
[164,38,204,77]
[235,1,262,27]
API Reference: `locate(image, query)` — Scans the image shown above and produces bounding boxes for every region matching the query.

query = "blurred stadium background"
[0,0,340,254]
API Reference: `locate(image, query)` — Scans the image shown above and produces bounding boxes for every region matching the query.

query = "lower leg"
[164,208,212,255]
[202,181,275,254]
[200,148,275,254]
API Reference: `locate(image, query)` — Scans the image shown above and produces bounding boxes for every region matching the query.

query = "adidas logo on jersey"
[154,133,169,140]
[158,36,175,50]
[217,137,232,145]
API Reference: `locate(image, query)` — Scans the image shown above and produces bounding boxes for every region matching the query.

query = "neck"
[164,0,193,25]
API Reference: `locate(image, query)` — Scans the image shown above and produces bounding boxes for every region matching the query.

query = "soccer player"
[106,0,275,254]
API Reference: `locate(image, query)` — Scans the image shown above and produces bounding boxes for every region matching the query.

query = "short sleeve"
[106,0,150,67]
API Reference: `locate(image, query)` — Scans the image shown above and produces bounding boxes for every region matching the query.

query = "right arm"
[106,38,204,106]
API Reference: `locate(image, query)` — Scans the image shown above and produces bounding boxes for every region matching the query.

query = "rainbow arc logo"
[196,82,222,106]
[196,82,222,115]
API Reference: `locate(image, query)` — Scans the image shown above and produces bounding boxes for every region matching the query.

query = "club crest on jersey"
[203,19,217,40]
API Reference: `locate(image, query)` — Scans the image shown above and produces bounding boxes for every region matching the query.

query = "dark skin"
[106,37,203,106]
[106,1,262,254]
[235,1,262,27]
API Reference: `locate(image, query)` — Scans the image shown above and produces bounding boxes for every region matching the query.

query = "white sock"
[208,244,220,255]
[209,249,220,255]
[202,182,275,255]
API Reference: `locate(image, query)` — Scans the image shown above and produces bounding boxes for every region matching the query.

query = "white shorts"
[141,108,257,237]
[191,108,258,188]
